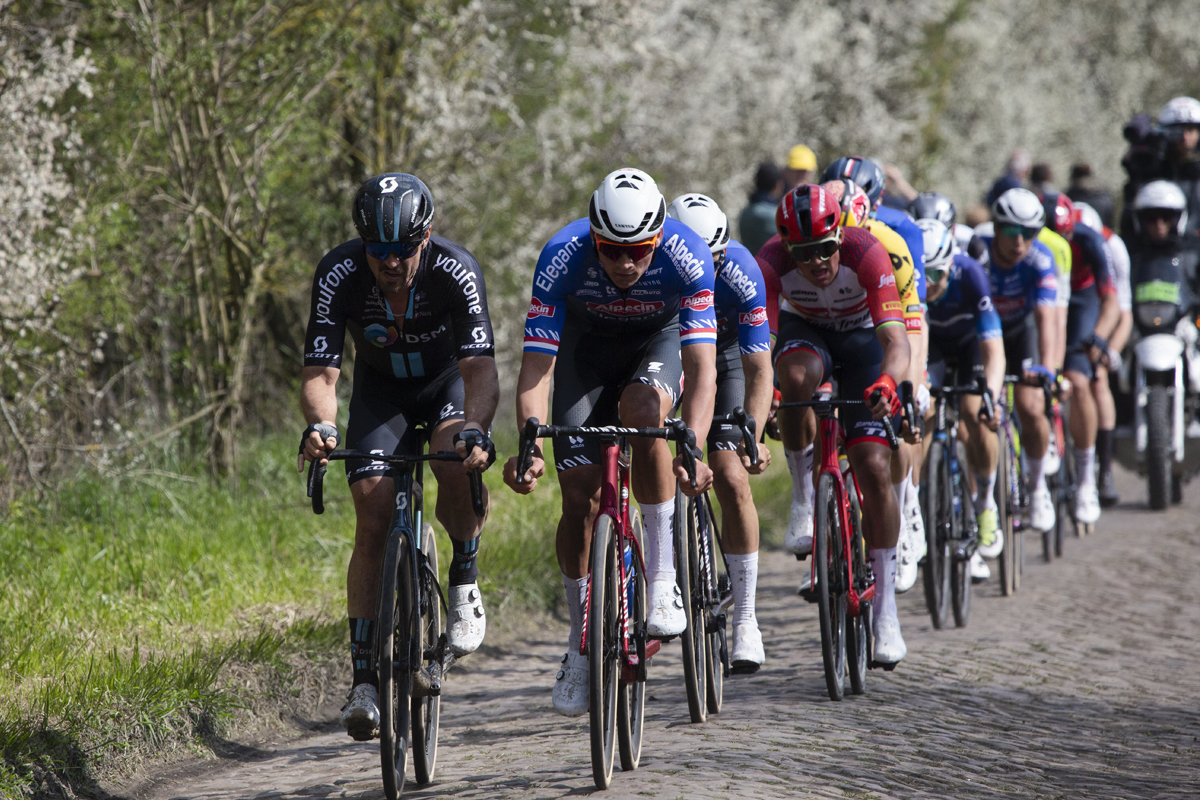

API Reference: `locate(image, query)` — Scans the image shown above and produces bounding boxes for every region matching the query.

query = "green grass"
[0,433,793,796]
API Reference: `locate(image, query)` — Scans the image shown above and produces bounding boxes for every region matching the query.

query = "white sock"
[563,572,588,650]
[974,470,998,513]
[869,547,898,619]
[640,499,676,582]
[892,476,908,515]
[726,552,759,626]
[1075,446,1096,488]
[785,446,815,507]
[1028,454,1046,492]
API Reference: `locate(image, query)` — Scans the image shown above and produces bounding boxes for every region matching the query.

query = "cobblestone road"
[125,468,1200,799]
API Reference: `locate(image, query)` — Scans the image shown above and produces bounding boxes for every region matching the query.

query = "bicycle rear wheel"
[411,523,441,785]
[922,439,951,629]
[697,496,724,714]
[617,509,645,773]
[814,472,847,701]
[1056,443,1075,554]
[378,532,414,800]
[845,475,869,696]
[589,514,619,789]
[998,425,1017,597]
[950,441,972,628]
[676,490,707,724]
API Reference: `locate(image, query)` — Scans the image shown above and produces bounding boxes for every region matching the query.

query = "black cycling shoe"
[1098,469,1119,508]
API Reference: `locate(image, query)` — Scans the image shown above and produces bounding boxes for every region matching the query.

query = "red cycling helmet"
[1041,192,1076,237]
[777,184,842,243]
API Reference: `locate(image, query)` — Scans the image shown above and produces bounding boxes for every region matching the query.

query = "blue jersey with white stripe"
[979,236,1058,327]
[875,205,927,301]
[927,253,1002,343]
[523,218,718,355]
[714,240,771,354]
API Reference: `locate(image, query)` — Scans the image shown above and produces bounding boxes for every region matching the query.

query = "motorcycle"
[1116,247,1200,508]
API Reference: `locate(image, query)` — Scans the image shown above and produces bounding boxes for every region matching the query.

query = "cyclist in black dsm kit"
[297,173,500,742]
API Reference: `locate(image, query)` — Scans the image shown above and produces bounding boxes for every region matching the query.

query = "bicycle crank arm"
[412,665,442,698]
[848,584,875,617]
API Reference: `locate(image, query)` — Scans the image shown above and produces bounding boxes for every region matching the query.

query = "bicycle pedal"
[869,659,898,672]
[411,667,441,698]
[793,551,811,562]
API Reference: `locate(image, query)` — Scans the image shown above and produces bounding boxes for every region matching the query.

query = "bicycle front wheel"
[617,508,645,773]
[411,523,441,785]
[377,532,414,800]
[697,496,725,715]
[845,474,869,696]
[921,439,951,629]
[950,441,972,628]
[997,425,1017,597]
[814,472,847,701]
[589,514,619,789]
[676,490,707,724]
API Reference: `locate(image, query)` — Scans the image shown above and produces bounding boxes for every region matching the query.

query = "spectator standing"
[738,161,784,255]
[782,144,817,191]
[1030,163,1057,196]
[1067,162,1115,228]
[984,148,1032,206]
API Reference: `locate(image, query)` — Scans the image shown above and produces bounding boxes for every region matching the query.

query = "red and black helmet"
[1040,191,1077,237]
[777,184,842,243]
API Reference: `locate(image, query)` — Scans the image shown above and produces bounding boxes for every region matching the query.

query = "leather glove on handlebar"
[300,423,340,454]
[453,429,497,467]
[864,374,901,417]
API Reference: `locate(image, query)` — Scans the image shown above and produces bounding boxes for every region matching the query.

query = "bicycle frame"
[812,413,875,619]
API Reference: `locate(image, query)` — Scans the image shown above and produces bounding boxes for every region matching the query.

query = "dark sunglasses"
[997,224,1041,240]
[366,239,424,260]
[787,237,840,263]
[595,236,658,263]
[925,266,948,283]
[1139,209,1180,223]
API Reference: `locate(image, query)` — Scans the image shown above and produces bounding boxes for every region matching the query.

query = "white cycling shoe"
[784,501,814,557]
[552,651,589,717]
[895,504,924,594]
[646,578,687,638]
[1043,446,1061,478]
[872,613,907,667]
[1031,486,1056,532]
[447,582,486,656]
[341,683,381,741]
[730,622,765,674]
[1075,484,1101,525]
[969,552,990,583]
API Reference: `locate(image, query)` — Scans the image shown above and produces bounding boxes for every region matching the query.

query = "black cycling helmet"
[908,192,957,228]
[353,173,435,243]
[820,157,885,208]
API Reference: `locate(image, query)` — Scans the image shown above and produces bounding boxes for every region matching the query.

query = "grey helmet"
[353,173,434,243]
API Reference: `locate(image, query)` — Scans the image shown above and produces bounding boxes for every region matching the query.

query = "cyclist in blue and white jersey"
[667,193,774,673]
[976,188,1059,534]
[503,168,718,716]
[919,219,1006,581]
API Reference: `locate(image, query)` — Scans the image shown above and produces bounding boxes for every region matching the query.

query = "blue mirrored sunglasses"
[365,239,423,260]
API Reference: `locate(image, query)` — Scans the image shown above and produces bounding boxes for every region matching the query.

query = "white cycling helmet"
[991,187,1045,229]
[1158,96,1200,127]
[916,218,955,273]
[666,193,730,255]
[589,168,667,243]
[1073,201,1103,233]
[1133,179,1189,235]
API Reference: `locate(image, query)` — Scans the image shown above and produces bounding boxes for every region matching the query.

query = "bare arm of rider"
[739,349,774,473]
[297,365,340,471]
[979,337,1006,430]
[456,355,501,471]
[1033,306,1057,378]
[675,343,717,496]
[503,352,554,493]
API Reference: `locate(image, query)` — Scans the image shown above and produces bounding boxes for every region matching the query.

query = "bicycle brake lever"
[469,469,485,517]
[307,459,326,515]
[516,417,541,484]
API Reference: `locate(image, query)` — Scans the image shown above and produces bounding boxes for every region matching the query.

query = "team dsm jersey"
[523,218,718,355]
[756,226,905,334]
[303,236,495,379]
[927,253,1003,342]
[715,241,771,354]
[978,236,1058,326]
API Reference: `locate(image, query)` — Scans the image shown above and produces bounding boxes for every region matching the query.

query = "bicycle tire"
[997,424,1016,597]
[675,490,707,724]
[378,531,414,800]
[950,440,972,628]
[1147,383,1172,510]
[814,472,847,701]
[1055,443,1074,555]
[845,474,869,696]
[589,514,618,789]
[411,523,441,785]
[921,440,951,629]
[697,496,724,714]
[617,509,645,773]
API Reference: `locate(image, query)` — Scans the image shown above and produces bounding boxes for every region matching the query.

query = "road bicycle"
[307,435,484,800]
[676,407,758,724]
[923,374,993,630]
[1045,377,1079,560]
[515,417,699,790]
[996,377,1031,596]
[778,380,910,700]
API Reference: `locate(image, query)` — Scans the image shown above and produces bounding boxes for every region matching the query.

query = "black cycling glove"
[300,423,340,455]
[453,429,497,467]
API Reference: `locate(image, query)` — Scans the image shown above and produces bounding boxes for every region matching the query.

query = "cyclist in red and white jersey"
[757,184,913,666]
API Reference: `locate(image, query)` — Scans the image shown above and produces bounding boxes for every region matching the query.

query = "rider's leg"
[1093,363,1119,504]
[776,347,825,554]
[849,440,906,664]
[712,449,758,617]
[1066,368,1098,478]
[429,420,487,545]
[348,475,394,681]
[555,466,604,579]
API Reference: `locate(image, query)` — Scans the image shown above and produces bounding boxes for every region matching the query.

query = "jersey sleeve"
[442,247,496,360]
[670,226,718,348]
[303,252,355,369]
[723,244,771,354]
[960,256,1002,340]
[523,222,586,356]
[1030,242,1059,308]
[1107,231,1132,311]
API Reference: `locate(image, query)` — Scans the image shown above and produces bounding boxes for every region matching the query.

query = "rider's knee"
[619,382,667,428]
[776,352,822,399]
[559,473,600,521]
[711,456,751,504]
[851,447,892,490]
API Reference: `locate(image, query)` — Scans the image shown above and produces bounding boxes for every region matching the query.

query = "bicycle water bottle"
[624,544,636,613]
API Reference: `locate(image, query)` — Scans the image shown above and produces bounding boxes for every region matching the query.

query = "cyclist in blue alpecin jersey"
[976,188,1059,534]
[503,168,718,717]
[667,193,774,673]
[919,219,1005,581]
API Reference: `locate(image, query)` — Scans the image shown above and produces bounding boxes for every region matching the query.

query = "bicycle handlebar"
[931,374,995,421]
[778,380,915,452]
[515,416,701,487]
[712,407,758,467]
[306,450,485,518]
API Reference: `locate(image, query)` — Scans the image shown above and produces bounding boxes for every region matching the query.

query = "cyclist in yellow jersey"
[823,179,927,593]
